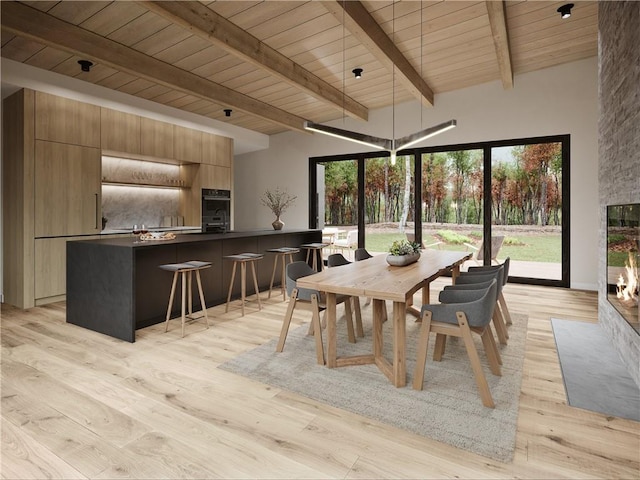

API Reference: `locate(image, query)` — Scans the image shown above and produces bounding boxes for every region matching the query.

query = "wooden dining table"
[296,249,472,387]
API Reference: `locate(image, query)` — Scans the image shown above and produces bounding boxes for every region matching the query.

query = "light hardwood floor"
[1,281,639,479]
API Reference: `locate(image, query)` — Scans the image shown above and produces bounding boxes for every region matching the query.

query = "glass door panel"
[318,159,359,260]
[363,155,415,255]
[490,143,563,280]
[420,149,484,259]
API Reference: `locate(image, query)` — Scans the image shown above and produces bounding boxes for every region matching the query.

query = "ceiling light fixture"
[557,3,574,19]
[223,109,232,117]
[78,60,93,72]
[305,2,456,162]
[304,119,456,158]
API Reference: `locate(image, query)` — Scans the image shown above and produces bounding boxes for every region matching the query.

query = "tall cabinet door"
[34,140,102,237]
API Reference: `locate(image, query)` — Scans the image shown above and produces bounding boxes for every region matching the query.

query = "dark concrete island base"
[67,229,321,342]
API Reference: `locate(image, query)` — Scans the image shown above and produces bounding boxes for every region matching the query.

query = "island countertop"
[67,228,322,342]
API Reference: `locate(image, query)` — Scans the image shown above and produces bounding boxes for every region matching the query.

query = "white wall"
[234,57,599,290]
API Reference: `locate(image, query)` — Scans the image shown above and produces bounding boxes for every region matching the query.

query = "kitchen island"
[67,229,321,342]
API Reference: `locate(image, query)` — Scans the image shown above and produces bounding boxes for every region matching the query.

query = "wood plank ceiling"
[1,1,598,136]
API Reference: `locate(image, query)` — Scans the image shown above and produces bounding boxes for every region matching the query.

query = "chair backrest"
[457,266,504,293]
[346,229,358,246]
[468,257,510,285]
[405,232,425,249]
[354,248,373,261]
[285,261,320,301]
[463,280,497,328]
[477,235,505,261]
[327,253,351,267]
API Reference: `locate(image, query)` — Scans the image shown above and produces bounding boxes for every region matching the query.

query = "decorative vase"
[272,216,284,230]
[386,252,420,267]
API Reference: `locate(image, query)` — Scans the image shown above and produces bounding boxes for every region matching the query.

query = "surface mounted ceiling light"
[78,60,93,72]
[223,109,232,117]
[557,3,574,19]
[352,68,363,79]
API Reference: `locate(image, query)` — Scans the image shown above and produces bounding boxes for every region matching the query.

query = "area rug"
[219,308,528,463]
[551,318,640,421]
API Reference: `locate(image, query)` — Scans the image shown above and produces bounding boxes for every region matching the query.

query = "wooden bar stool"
[159,260,211,337]
[265,247,300,300]
[224,253,264,316]
[300,243,329,271]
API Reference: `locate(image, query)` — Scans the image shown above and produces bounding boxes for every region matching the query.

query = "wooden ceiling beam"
[323,0,434,107]
[486,1,514,90]
[0,1,308,133]
[139,1,368,122]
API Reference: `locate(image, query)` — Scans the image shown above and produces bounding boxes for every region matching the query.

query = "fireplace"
[607,204,639,334]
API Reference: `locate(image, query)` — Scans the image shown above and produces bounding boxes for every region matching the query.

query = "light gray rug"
[551,318,640,421]
[219,309,528,463]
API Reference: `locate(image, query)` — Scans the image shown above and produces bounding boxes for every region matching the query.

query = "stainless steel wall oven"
[202,188,231,233]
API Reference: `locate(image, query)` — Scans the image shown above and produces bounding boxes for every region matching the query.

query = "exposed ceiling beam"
[322,0,434,107]
[486,1,513,90]
[0,1,308,133]
[139,1,368,122]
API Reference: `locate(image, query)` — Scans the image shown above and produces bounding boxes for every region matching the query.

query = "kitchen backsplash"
[102,185,180,229]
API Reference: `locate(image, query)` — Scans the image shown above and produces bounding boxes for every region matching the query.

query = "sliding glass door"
[310,134,569,286]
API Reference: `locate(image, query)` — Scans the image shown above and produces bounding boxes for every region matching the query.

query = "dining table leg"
[393,301,407,387]
[326,292,337,368]
[373,299,385,357]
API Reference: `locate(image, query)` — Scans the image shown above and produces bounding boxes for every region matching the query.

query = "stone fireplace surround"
[598,1,640,387]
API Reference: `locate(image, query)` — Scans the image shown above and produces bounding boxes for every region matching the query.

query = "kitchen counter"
[66,229,321,342]
[100,226,201,235]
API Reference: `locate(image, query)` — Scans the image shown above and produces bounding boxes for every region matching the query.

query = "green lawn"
[364,232,562,263]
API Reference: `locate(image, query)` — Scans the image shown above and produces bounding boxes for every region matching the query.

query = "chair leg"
[311,294,325,365]
[478,327,501,376]
[280,255,287,301]
[457,312,495,408]
[226,261,237,313]
[499,292,512,326]
[268,254,278,299]
[194,270,210,329]
[180,271,187,338]
[412,310,433,390]
[249,260,262,311]
[165,271,179,332]
[492,309,508,345]
[433,333,447,361]
[276,289,298,352]
[240,262,246,316]
[187,271,193,317]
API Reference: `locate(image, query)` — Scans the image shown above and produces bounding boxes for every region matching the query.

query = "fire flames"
[616,252,639,305]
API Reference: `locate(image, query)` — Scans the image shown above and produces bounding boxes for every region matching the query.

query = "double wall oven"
[201,188,231,233]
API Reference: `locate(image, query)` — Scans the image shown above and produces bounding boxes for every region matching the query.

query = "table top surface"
[297,250,471,302]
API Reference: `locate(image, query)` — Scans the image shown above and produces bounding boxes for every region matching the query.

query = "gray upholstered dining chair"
[275,261,358,365]
[354,247,373,261]
[327,253,364,337]
[466,257,512,327]
[412,280,501,408]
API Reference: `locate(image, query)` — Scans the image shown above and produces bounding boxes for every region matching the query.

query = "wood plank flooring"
[2,281,639,479]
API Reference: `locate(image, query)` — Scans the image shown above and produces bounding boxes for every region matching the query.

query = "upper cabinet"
[174,125,202,163]
[140,117,174,159]
[202,133,232,167]
[34,140,101,237]
[35,91,100,147]
[101,109,141,154]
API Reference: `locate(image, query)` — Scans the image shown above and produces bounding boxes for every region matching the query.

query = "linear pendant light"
[304,119,457,157]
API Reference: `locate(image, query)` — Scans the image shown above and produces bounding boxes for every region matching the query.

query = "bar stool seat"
[224,253,264,316]
[265,247,300,301]
[159,260,211,337]
[300,243,329,271]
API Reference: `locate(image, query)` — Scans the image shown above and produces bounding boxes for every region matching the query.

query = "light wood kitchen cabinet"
[35,91,100,147]
[174,125,202,163]
[141,117,174,159]
[202,133,232,167]
[34,140,102,237]
[101,108,141,154]
[34,236,92,301]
